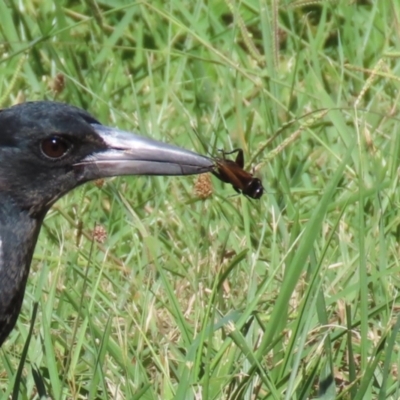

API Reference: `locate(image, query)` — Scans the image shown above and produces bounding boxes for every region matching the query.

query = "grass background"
[1,0,400,399]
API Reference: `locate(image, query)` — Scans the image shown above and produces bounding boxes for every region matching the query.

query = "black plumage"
[0,101,212,346]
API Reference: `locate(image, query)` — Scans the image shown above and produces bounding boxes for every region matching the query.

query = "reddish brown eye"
[40,136,71,159]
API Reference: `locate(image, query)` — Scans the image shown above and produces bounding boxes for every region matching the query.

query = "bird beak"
[74,124,213,180]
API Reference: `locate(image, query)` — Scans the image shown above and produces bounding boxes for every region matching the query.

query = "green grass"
[1,0,400,398]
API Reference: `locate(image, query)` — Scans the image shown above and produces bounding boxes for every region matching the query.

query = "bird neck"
[0,196,44,345]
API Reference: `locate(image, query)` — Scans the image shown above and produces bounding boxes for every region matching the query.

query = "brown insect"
[212,149,263,199]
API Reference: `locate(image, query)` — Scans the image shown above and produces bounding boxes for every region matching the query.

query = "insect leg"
[217,148,244,168]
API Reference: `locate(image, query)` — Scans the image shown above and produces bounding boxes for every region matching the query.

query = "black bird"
[0,101,213,346]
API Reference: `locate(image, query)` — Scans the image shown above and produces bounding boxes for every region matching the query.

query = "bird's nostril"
[40,136,71,159]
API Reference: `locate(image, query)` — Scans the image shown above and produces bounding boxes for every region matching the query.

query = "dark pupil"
[41,137,70,159]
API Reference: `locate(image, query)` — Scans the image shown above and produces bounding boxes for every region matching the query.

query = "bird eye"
[41,136,71,159]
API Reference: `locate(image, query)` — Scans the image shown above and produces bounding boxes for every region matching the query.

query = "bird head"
[0,101,212,218]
